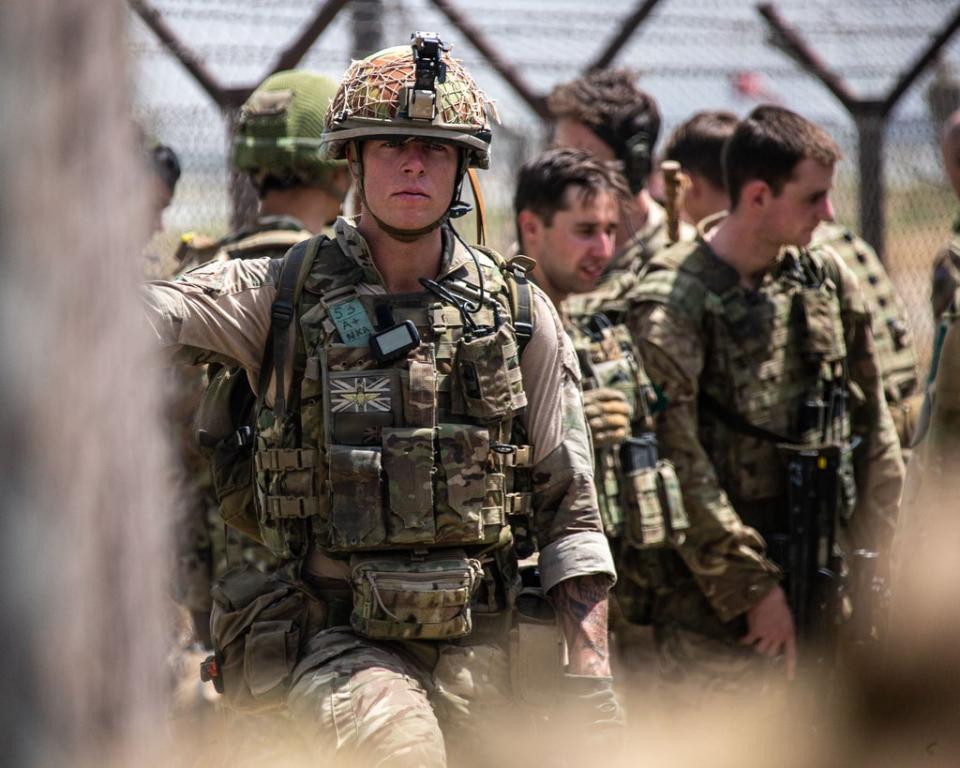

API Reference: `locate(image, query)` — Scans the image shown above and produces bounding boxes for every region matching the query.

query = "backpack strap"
[505,254,536,355]
[256,235,327,419]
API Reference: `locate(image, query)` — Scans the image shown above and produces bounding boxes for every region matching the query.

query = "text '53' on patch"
[330,298,376,348]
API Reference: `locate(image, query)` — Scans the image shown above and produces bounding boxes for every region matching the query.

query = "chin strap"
[466,167,487,246]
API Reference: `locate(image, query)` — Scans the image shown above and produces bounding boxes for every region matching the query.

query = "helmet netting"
[328,46,493,130]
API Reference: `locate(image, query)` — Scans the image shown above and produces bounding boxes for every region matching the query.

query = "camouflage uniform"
[811,223,920,452]
[145,214,614,764]
[626,231,904,690]
[931,215,960,321]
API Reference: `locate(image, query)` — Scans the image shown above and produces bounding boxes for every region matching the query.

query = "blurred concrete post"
[855,107,886,260]
[351,0,383,60]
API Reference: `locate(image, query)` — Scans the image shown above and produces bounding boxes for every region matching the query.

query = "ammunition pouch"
[209,565,320,713]
[619,436,689,549]
[196,365,262,542]
[349,551,483,641]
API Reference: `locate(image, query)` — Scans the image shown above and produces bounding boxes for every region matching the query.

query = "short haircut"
[724,105,841,209]
[547,69,660,193]
[663,110,738,190]
[514,148,628,242]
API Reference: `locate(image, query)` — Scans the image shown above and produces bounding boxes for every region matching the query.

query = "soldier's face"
[359,138,459,231]
[765,158,835,247]
[553,119,618,164]
[521,186,618,301]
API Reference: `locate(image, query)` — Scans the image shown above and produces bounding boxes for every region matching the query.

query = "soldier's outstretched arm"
[630,302,781,623]
[519,288,616,676]
[142,256,285,390]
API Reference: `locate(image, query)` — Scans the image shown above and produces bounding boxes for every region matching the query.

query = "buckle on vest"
[233,426,254,450]
[272,299,294,327]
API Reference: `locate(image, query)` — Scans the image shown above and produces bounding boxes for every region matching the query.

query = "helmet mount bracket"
[404,32,448,122]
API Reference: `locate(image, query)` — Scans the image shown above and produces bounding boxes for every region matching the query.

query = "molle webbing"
[252,233,534,559]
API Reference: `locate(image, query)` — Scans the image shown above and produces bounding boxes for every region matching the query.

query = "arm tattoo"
[549,575,611,676]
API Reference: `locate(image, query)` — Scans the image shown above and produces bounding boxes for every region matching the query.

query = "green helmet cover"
[233,69,346,187]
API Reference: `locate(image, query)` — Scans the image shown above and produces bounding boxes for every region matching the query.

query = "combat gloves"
[582,387,633,448]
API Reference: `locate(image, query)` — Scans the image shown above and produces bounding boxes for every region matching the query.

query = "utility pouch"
[328,446,386,550]
[210,429,260,542]
[349,551,483,640]
[383,427,436,544]
[209,565,313,713]
[798,288,846,361]
[509,567,563,706]
[621,436,689,549]
[455,324,526,419]
[435,423,490,545]
[196,366,262,541]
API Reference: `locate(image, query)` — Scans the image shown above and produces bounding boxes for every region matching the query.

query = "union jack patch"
[330,375,392,413]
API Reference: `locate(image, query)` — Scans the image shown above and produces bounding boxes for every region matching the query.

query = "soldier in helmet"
[145,35,617,764]
[627,106,903,693]
[663,109,921,457]
[171,69,350,655]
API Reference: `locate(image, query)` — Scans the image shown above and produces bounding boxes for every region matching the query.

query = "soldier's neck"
[528,265,567,310]
[259,187,340,234]
[706,212,781,289]
[357,215,444,294]
[616,188,652,246]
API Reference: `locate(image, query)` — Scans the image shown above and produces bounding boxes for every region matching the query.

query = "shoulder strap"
[504,254,536,355]
[699,389,794,445]
[256,235,327,419]
[223,229,311,260]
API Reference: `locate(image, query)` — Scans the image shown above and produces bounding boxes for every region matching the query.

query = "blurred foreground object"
[0,0,171,765]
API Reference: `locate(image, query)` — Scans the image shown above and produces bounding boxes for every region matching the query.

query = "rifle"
[771,443,845,652]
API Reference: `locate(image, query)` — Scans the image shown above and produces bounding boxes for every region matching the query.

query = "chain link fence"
[132,0,960,365]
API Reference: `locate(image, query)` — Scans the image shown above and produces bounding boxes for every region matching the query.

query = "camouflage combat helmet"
[322,33,496,169]
[233,69,345,188]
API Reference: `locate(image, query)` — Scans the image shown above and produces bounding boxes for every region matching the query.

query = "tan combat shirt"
[629,236,904,622]
[144,216,615,593]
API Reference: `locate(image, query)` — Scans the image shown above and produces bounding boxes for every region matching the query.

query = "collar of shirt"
[333,216,475,289]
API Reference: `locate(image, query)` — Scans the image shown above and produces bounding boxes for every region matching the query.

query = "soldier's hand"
[582,388,633,448]
[741,584,797,681]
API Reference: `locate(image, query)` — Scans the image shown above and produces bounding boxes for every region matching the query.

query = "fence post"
[855,106,887,259]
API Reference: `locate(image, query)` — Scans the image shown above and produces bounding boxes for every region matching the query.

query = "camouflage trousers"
[284,629,514,768]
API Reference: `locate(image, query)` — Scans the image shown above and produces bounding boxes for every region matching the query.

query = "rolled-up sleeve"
[520,287,616,592]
